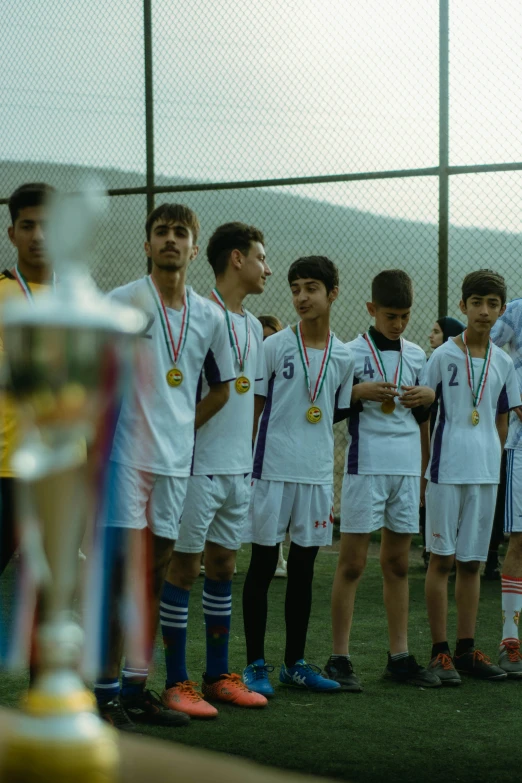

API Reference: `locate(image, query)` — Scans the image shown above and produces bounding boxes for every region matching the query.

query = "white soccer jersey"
[344,334,427,477]
[109,278,235,476]
[253,326,354,484]
[422,338,520,484]
[490,299,522,449]
[192,308,264,475]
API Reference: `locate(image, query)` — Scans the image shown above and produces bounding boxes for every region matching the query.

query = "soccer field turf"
[1,541,519,783]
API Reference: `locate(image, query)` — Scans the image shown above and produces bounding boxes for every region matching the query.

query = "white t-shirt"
[422,338,520,484]
[490,299,522,450]
[109,278,235,476]
[344,334,427,477]
[192,308,264,475]
[252,326,355,484]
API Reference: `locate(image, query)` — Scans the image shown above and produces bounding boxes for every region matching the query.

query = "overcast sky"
[1,0,521,229]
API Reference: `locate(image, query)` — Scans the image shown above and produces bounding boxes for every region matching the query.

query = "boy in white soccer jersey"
[481,285,522,676]
[423,270,520,683]
[326,270,440,691]
[158,223,271,718]
[94,204,235,729]
[242,256,354,695]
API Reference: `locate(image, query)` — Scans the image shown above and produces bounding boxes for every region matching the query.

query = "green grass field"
[1,541,520,783]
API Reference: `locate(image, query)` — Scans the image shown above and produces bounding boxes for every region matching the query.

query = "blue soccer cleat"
[242,659,275,696]
[279,659,341,692]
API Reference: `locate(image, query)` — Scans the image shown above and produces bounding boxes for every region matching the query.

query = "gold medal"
[235,375,250,394]
[306,406,322,424]
[381,399,396,414]
[166,367,183,387]
[471,409,480,426]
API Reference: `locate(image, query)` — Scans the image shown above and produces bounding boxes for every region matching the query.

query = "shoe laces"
[141,689,163,707]
[331,657,354,675]
[250,663,275,679]
[472,650,492,665]
[220,673,251,691]
[434,653,453,670]
[293,661,322,675]
[175,681,204,702]
[503,641,522,662]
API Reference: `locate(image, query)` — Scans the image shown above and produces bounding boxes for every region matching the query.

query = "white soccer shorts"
[505,449,522,534]
[247,479,334,548]
[425,482,498,561]
[340,473,420,534]
[106,461,188,540]
[175,473,251,553]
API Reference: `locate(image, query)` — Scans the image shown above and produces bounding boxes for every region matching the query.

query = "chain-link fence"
[1,0,521,504]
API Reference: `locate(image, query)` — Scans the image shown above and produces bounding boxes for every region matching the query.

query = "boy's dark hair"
[8,183,55,225]
[287,256,339,294]
[145,203,200,242]
[461,269,507,306]
[371,269,413,309]
[206,222,264,276]
[258,314,283,333]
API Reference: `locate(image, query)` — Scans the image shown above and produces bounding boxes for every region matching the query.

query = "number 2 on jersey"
[363,356,375,379]
[448,363,458,386]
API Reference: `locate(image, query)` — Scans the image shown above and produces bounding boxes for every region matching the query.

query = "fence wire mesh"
[1,0,522,507]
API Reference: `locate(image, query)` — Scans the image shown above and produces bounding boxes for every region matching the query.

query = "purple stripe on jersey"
[497,383,509,415]
[252,372,276,479]
[190,373,204,475]
[346,410,360,474]
[204,349,221,384]
[430,382,444,484]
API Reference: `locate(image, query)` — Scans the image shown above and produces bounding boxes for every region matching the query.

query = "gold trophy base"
[0,673,119,783]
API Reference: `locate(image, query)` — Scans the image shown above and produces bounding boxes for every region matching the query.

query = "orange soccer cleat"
[161,681,218,719]
[202,673,268,707]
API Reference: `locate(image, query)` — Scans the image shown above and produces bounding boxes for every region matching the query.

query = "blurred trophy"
[0,184,146,782]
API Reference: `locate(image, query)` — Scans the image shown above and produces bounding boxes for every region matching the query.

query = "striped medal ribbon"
[463,330,492,426]
[211,288,251,394]
[12,264,56,302]
[363,332,403,414]
[146,275,190,388]
[295,321,333,424]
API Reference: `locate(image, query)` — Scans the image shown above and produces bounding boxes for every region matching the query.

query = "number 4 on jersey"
[363,356,375,379]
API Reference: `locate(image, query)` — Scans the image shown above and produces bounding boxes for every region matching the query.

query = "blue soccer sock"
[121,662,149,699]
[160,580,189,690]
[94,677,120,707]
[203,578,232,678]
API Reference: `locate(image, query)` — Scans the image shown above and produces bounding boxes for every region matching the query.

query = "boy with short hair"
[159,222,271,718]
[423,270,520,683]
[327,269,439,690]
[1,182,55,576]
[94,203,235,729]
[490,299,522,676]
[242,255,354,695]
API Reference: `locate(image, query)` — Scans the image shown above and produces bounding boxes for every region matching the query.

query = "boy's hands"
[399,385,435,409]
[351,381,399,404]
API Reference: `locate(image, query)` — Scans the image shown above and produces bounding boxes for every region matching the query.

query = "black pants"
[0,477,17,577]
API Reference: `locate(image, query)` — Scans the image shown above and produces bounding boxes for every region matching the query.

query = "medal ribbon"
[463,330,492,407]
[363,332,403,389]
[146,275,190,366]
[12,264,56,302]
[210,288,250,371]
[295,322,333,403]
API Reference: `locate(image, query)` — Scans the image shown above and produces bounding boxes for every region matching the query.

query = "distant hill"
[1,160,521,346]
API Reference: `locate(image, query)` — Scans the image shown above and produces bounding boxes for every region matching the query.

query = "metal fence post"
[144,0,155,272]
[438,0,449,319]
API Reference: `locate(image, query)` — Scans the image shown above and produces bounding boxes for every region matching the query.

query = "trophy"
[0,184,146,782]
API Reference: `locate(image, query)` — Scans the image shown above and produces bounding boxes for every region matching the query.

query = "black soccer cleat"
[120,688,191,726]
[383,653,441,688]
[98,697,140,732]
[324,656,363,692]
[453,648,507,680]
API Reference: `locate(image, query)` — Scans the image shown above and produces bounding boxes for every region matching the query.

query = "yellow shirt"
[0,270,46,477]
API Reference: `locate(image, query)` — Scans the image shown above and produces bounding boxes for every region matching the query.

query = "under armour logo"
[315,521,327,529]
